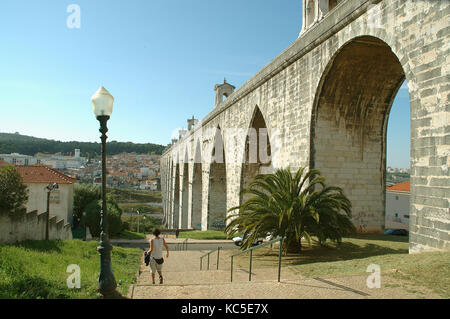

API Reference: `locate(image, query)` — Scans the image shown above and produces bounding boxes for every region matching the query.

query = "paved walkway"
[129,250,441,299]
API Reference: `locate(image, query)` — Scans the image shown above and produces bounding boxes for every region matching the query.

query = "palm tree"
[225,167,355,253]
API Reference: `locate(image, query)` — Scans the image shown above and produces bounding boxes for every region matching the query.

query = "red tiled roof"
[14,164,77,184]
[386,181,410,192]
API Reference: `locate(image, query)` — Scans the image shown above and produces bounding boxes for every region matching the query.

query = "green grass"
[0,240,142,299]
[108,187,161,204]
[226,234,450,298]
[178,230,231,240]
[114,230,146,240]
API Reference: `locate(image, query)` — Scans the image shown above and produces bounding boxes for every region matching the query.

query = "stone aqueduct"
[161,0,449,253]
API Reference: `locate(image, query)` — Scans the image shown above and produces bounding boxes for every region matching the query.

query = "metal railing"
[174,238,188,251]
[230,237,284,282]
[200,247,222,271]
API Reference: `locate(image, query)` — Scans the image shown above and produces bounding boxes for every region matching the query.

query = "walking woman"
[147,228,169,284]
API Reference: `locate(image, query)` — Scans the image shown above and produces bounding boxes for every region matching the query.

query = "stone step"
[137,266,300,286]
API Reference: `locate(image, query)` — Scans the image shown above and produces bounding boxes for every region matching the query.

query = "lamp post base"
[97,233,117,296]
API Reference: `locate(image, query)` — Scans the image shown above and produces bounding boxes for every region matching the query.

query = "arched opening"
[385,79,411,230]
[240,106,272,204]
[208,127,227,230]
[191,140,203,230]
[167,159,174,228]
[310,36,406,233]
[173,163,180,229]
[181,151,189,229]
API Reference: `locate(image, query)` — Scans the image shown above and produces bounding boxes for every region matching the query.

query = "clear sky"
[0,0,410,168]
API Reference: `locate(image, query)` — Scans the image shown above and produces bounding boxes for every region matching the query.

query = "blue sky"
[0,0,410,168]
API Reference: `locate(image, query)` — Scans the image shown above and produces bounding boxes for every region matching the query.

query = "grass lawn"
[0,240,142,299]
[225,234,450,298]
[108,187,161,204]
[178,230,231,240]
[114,230,147,240]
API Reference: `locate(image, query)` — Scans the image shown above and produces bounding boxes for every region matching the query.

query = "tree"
[225,167,356,253]
[0,165,28,213]
[73,184,101,227]
[82,197,123,237]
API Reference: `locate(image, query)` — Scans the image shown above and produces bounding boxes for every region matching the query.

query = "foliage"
[225,167,356,253]
[73,184,101,227]
[0,132,165,157]
[118,203,163,214]
[0,240,141,298]
[178,230,230,240]
[0,165,28,214]
[116,230,147,240]
[107,187,162,204]
[82,197,123,237]
[121,215,161,234]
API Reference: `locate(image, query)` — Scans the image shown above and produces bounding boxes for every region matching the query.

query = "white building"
[385,181,410,230]
[37,149,86,169]
[14,164,77,226]
[0,153,39,166]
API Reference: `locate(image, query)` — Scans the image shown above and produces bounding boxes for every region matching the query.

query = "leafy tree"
[82,197,123,237]
[0,165,28,214]
[0,165,28,212]
[225,167,355,253]
[73,184,101,227]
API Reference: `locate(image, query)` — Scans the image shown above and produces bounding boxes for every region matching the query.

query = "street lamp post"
[45,183,58,240]
[91,86,117,297]
[137,210,140,233]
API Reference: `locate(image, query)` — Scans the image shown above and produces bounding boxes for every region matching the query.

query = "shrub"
[121,215,161,233]
[73,184,101,227]
[226,167,356,253]
[82,197,122,237]
[0,165,28,214]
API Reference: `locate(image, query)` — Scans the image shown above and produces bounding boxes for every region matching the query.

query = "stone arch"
[173,155,181,229]
[239,105,273,205]
[191,139,203,230]
[310,35,407,233]
[180,148,189,229]
[207,126,227,230]
[166,158,171,228]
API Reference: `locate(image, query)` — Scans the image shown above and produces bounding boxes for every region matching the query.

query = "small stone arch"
[207,125,227,230]
[180,147,189,228]
[191,139,203,230]
[239,105,273,205]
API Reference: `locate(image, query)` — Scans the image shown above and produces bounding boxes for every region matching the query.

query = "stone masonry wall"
[161,0,449,253]
[0,210,72,244]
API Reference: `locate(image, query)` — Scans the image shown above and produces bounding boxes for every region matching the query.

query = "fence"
[230,237,284,282]
[200,246,222,271]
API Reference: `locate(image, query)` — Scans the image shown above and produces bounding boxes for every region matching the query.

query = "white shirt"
[151,237,164,259]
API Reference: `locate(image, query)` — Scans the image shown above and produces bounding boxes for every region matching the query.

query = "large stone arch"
[207,126,227,230]
[310,35,407,233]
[191,139,203,230]
[180,148,189,228]
[239,105,273,205]
[172,156,180,229]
